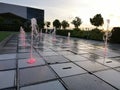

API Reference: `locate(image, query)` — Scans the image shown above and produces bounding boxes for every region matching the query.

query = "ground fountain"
[27,18,39,64]
[103,19,112,59]
[52,27,57,42]
[39,28,43,42]
[66,32,71,45]
[40,29,43,38]
[20,26,26,47]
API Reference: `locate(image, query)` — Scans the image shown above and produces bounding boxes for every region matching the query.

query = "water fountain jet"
[103,19,112,60]
[27,18,38,64]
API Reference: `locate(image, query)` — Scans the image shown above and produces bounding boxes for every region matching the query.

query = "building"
[0,2,44,23]
[0,2,44,31]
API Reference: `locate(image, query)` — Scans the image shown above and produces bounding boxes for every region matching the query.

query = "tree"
[61,20,69,30]
[71,17,82,29]
[45,21,51,29]
[110,27,120,43]
[45,21,51,33]
[90,14,104,28]
[53,19,61,30]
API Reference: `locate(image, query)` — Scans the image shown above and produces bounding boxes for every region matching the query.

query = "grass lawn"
[0,31,12,42]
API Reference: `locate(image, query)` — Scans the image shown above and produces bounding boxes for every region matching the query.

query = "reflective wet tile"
[39,48,53,52]
[39,51,58,56]
[18,43,30,47]
[50,63,86,77]
[18,58,45,68]
[57,51,74,55]
[20,80,66,90]
[20,66,56,86]
[70,49,88,54]
[0,88,16,90]
[2,47,17,49]
[18,48,31,53]
[64,55,88,62]
[62,74,116,90]
[0,60,16,70]
[0,49,16,54]
[18,53,39,59]
[115,67,120,71]
[44,55,69,64]
[91,49,120,58]
[0,70,15,89]
[75,61,108,72]
[96,58,120,68]
[0,54,16,60]
[8,40,17,43]
[5,43,17,47]
[107,50,120,58]
[95,69,120,89]
[82,53,101,60]
[115,57,120,60]
[51,47,70,51]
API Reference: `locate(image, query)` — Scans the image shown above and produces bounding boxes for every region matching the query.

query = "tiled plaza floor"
[0,33,120,90]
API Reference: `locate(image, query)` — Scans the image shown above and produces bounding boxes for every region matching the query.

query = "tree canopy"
[45,21,51,28]
[71,17,82,29]
[53,19,61,29]
[61,20,69,30]
[90,14,104,27]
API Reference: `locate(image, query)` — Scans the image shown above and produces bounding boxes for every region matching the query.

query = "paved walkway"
[0,33,120,90]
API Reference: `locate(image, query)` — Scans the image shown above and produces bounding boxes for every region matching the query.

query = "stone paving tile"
[51,47,70,51]
[38,51,58,56]
[38,48,53,52]
[95,69,120,89]
[64,55,89,62]
[1,33,120,90]
[44,55,69,64]
[0,88,16,90]
[18,48,31,53]
[18,43,31,47]
[0,70,15,89]
[7,40,17,43]
[70,49,88,54]
[62,74,116,90]
[96,58,120,68]
[20,80,66,90]
[115,67,120,71]
[50,63,86,77]
[17,52,39,59]
[0,60,16,70]
[81,53,102,60]
[0,49,16,54]
[89,49,120,58]
[20,66,57,86]
[57,51,75,56]
[18,58,45,68]
[75,61,109,72]
[4,43,17,47]
[2,47,17,49]
[0,54,16,60]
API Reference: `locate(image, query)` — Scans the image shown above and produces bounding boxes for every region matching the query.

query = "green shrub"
[56,30,73,36]
[110,27,120,43]
[56,28,104,41]
[88,28,104,40]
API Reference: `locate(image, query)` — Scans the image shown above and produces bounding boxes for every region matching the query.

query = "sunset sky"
[0,0,120,29]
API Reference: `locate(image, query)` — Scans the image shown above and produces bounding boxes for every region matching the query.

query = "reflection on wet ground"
[0,33,120,90]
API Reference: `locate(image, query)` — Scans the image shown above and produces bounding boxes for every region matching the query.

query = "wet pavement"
[0,33,120,90]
